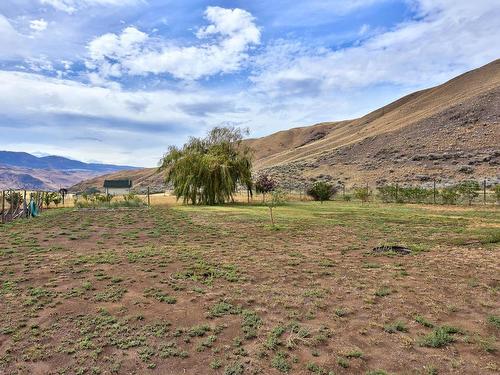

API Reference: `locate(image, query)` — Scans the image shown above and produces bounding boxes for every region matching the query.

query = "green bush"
[307,181,336,203]
[440,187,459,205]
[353,187,371,203]
[377,185,399,203]
[342,194,352,202]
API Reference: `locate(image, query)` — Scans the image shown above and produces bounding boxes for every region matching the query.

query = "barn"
[103,179,132,196]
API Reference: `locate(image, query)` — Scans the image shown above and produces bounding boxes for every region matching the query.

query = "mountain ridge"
[0,151,140,190]
[71,58,500,191]
[0,151,137,172]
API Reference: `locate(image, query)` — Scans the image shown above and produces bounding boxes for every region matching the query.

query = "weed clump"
[487,315,500,329]
[383,321,408,333]
[419,326,462,348]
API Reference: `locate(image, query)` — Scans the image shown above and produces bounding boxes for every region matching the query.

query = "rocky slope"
[72,59,500,192]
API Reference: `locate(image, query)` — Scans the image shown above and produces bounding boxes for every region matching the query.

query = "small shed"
[103,179,132,196]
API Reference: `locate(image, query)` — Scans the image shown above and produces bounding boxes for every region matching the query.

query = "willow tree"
[159,127,253,205]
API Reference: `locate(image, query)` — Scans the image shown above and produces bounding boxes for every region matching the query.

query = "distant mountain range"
[0,151,138,190]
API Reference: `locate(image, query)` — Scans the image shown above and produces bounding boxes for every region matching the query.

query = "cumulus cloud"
[0,70,209,164]
[29,19,48,32]
[40,0,140,14]
[251,0,500,97]
[86,6,261,82]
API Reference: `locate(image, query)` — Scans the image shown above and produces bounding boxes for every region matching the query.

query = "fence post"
[147,187,151,207]
[483,179,486,204]
[1,191,4,224]
[396,183,399,202]
[433,179,436,204]
[23,190,27,218]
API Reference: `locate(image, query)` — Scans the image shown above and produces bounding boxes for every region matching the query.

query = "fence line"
[1,178,498,224]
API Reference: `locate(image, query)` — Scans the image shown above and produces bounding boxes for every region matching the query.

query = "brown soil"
[0,203,498,375]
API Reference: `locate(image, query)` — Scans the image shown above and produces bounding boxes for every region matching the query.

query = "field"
[0,201,499,375]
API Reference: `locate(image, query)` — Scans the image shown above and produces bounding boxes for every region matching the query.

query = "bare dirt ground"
[0,202,499,375]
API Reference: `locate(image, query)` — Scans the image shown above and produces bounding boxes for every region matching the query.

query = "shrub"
[406,187,432,203]
[353,187,371,203]
[343,194,352,202]
[440,187,459,205]
[307,181,336,203]
[457,180,480,205]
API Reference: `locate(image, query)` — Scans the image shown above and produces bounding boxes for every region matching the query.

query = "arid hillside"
[253,59,500,188]
[72,59,500,192]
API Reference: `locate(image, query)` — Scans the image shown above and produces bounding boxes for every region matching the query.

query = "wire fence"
[273,181,499,206]
[1,179,498,224]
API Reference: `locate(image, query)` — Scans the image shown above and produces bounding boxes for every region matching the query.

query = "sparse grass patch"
[93,286,126,302]
[415,315,434,328]
[487,315,500,329]
[143,287,176,304]
[383,321,408,333]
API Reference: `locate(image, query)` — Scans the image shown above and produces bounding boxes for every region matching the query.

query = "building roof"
[103,179,132,188]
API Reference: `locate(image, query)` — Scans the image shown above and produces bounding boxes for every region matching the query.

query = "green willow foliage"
[160,127,253,205]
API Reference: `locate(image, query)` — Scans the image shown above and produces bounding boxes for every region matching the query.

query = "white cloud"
[0,15,24,58]
[30,18,48,32]
[86,6,261,82]
[251,0,500,97]
[40,0,140,14]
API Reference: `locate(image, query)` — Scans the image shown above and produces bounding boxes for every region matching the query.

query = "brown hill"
[72,59,500,192]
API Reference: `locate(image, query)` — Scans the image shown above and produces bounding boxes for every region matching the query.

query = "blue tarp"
[29,200,39,217]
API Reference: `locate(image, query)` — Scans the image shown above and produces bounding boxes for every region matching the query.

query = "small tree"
[53,196,62,207]
[353,186,371,203]
[266,189,287,226]
[255,174,276,202]
[307,181,336,203]
[457,180,480,205]
[43,192,58,208]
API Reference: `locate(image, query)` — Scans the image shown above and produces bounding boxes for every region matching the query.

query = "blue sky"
[0,0,499,166]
